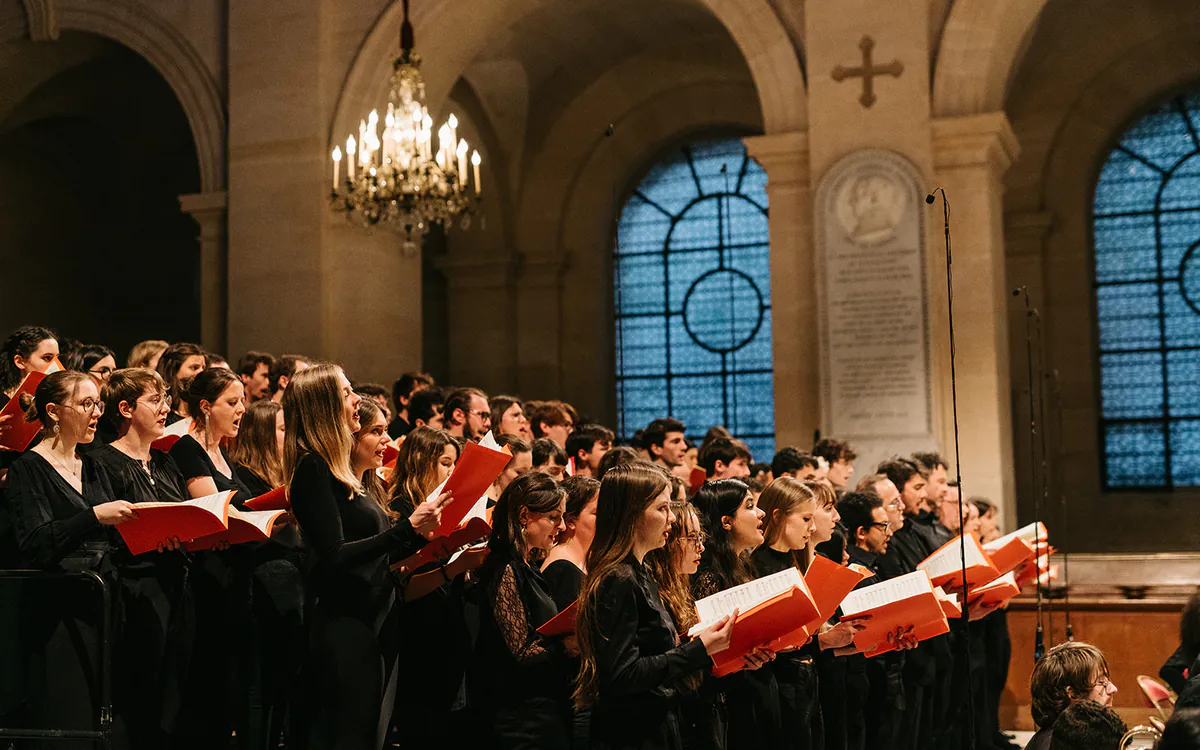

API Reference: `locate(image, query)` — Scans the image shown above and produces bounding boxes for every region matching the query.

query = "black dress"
[472,551,572,750]
[541,558,589,746]
[235,465,306,750]
[289,452,425,750]
[169,434,255,750]
[91,445,194,750]
[6,450,115,749]
[589,556,713,750]
[692,565,784,750]
[751,546,824,750]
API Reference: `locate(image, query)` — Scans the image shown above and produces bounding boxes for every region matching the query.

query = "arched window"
[613,137,774,459]
[1093,93,1200,488]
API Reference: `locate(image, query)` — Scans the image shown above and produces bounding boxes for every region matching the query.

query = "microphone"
[925,193,936,204]
[605,124,615,137]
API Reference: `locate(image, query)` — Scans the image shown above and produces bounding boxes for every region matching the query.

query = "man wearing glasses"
[443,387,490,442]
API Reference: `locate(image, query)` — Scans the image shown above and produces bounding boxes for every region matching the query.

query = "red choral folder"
[689,467,707,492]
[967,572,1021,609]
[245,486,289,511]
[917,534,1000,591]
[432,441,513,537]
[769,558,871,652]
[391,516,491,573]
[537,601,578,637]
[711,586,821,677]
[150,434,182,452]
[838,570,951,657]
[116,490,235,555]
[184,506,288,551]
[983,521,1049,576]
[935,587,962,620]
[0,358,64,452]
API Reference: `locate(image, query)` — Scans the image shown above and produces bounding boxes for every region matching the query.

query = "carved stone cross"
[831,35,903,109]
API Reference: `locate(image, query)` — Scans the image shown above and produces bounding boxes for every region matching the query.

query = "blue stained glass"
[1170,420,1200,486]
[1093,151,1162,215]
[1096,283,1160,351]
[615,137,774,447]
[615,253,666,316]
[1160,155,1200,211]
[1093,214,1157,283]
[1099,351,1163,419]
[1120,104,1195,171]
[615,316,666,377]
[1094,95,1200,488]
[1104,423,1166,487]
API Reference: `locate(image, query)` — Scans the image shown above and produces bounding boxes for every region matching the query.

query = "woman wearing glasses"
[90,368,194,749]
[6,370,139,740]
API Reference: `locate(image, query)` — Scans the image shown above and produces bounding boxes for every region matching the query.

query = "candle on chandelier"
[457,139,468,182]
[332,146,342,190]
[358,120,368,166]
[448,114,458,155]
[471,150,482,195]
[438,124,452,171]
[346,136,357,182]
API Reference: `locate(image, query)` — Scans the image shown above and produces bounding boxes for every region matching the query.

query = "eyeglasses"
[677,532,706,548]
[69,398,105,415]
[884,502,902,512]
[140,393,172,409]
[468,409,491,421]
[870,521,891,532]
[88,366,114,379]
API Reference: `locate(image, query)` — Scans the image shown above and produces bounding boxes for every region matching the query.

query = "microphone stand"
[1051,368,1073,640]
[1017,287,1046,661]
[926,188,975,749]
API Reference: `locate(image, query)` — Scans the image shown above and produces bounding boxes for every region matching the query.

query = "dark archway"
[0,31,201,359]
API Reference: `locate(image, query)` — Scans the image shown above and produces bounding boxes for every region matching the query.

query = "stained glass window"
[1094,93,1200,487]
[614,138,775,460]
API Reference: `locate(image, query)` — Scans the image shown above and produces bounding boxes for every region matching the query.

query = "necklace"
[44,448,81,479]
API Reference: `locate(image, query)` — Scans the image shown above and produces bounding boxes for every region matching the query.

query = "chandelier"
[330,0,480,248]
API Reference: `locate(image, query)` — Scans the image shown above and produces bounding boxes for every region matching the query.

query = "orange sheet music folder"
[0,358,63,452]
[185,506,288,551]
[245,486,288,511]
[431,434,513,537]
[710,585,821,677]
[935,587,962,620]
[917,534,999,591]
[838,570,950,657]
[116,490,235,555]
[804,555,872,629]
[983,521,1048,576]
[392,516,491,573]
[967,572,1020,609]
[537,601,578,637]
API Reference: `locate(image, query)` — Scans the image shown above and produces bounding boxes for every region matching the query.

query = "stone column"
[434,253,518,393]
[515,255,566,398]
[931,112,1021,515]
[744,132,816,450]
[179,191,228,354]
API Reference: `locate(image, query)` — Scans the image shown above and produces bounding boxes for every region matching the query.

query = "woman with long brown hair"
[574,462,735,750]
[387,425,456,519]
[691,478,778,750]
[284,363,448,750]
[470,471,572,749]
[751,477,824,750]
[232,399,285,495]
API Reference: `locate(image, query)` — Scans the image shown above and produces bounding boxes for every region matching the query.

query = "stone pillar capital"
[179,191,228,232]
[744,131,810,186]
[932,112,1020,177]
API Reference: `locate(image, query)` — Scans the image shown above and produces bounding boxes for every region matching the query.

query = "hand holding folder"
[115,491,236,555]
[427,432,513,538]
[838,571,950,657]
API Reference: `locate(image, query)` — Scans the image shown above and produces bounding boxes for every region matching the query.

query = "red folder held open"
[0,359,64,452]
[431,439,512,537]
[185,506,288,551]
[116,491,235,555]
[391,516,491,573]
[245,486,288,511]
[917,534,999,591]
[537,601,578,637]
[711,585,821,677]
[838,570,950,657]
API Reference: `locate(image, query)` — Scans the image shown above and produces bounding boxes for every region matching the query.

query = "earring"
[52,422,60,437]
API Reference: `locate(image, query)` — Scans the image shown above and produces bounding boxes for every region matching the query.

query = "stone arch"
[3,0,226,190]
[931,0,1048,117]
[330,0,804,151]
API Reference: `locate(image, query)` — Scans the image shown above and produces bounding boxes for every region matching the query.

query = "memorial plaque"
[815,149,933,441]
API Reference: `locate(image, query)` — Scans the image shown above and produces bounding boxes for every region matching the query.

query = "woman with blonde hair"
[575,462,735,750]
[126,339,169,371]
[284,363,448,750]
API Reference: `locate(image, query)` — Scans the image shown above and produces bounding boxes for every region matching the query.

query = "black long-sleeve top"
[751,546,822,669]
[591,556,712,750]
[90,444,191,572]
[7,450,114,569]
[169,434,249,501]
[542,558,584,611]
[473,551,571,740]
[235,465,302,564]
[289,453,423,627]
